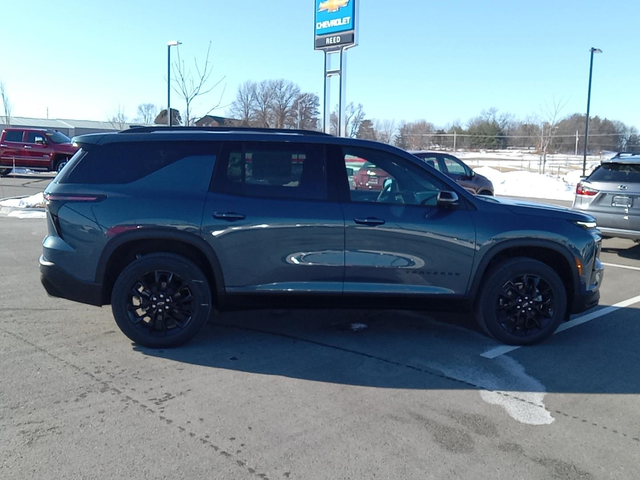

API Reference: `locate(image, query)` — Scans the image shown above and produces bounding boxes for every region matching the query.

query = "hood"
[477,196,595,222]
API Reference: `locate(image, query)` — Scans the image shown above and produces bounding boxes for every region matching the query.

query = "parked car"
[40,126,602,348]
[0,128,78,176]
[410,151,494,195]
[572,153,640,241]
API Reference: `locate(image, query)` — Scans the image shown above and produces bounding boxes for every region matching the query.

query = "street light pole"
[167,40,181,127]
[582,47,602,176]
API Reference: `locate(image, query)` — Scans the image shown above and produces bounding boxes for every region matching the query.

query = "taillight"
[44,193,104,203]
[576,183,598,196]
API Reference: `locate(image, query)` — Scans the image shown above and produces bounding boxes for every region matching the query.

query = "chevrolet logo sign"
[318,0,349,13]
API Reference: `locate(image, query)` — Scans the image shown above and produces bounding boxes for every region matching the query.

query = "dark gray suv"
[40,127,603,348]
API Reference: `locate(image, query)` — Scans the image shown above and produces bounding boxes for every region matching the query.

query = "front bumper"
[39,255,103,306]
[571,257,604,314]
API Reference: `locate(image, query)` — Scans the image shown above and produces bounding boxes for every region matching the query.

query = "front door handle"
[213,212,246,221]
[354,217,385,226]
[23,145,32,149]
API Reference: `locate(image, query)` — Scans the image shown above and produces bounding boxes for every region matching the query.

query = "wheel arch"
[96,229,226,305]
[469,240,579,314]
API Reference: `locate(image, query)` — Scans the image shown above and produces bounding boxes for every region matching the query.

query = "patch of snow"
[0,192,45,208]
[474,166,574,201]
[349,323,368,332]
[7,210,47,219]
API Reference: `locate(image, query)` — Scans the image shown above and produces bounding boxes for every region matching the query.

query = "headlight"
[575,220,597,229]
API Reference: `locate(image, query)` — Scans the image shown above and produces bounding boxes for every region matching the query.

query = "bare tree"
[330,102,365,137]
[252,80,276,128]
[229,81,257,126]
[108,106,128,130]
[375,119,397,144]
[172,42,226,126]
[270,80,301,128]
[1,81,12,126]
[292,92,320,130]
[136,103,158,124]
[539,98,568,172]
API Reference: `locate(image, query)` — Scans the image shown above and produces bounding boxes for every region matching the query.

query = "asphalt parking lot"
[2,175,640,479]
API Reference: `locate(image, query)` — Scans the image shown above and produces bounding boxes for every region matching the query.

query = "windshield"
[45,131,72,144]
[589,163,640,183]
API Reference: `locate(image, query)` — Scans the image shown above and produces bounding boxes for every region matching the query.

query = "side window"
[443,157,468,177]
[214,142,327,201]
[420,155,442,172]
[62,141,218,185]
[26,132,46,144]
[343,147,444,206]
[4,130,23,142]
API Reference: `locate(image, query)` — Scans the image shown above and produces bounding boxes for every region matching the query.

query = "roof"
[603,153,640,164]
[0,116,142,131]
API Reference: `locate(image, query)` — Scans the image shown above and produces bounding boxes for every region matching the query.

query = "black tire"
[0,168,11,176]
[475,257,567,345]
[55,157,69,173]
[111,253,212,348]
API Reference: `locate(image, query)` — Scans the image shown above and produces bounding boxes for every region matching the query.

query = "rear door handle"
[213,212,246,221]
[354,217,385,226]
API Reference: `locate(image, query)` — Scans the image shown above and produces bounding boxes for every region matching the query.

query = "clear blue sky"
[2,0,638,128]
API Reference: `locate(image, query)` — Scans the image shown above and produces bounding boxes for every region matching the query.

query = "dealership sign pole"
[314,0,358,136]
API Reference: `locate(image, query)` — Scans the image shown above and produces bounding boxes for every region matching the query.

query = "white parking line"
[481,293,640,359]
[602,262,640,272]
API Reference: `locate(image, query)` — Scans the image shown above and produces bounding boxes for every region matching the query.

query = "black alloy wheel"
[475,258,566,345]
[111,253,212,348]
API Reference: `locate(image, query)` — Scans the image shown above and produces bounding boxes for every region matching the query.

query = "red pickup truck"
[0,128,79,176]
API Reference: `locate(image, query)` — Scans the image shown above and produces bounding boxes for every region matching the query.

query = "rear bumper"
[597,227,640,241]
[39,255,103,306]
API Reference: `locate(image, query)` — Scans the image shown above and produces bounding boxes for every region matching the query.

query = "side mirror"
[383,178,394,189]
[437,191,459,207]
[35,139,47,145]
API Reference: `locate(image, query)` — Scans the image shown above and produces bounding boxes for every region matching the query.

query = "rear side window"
[213,142,327,201]
[588,164,640,183]
[62,141,219,184]
[4,130,23,142]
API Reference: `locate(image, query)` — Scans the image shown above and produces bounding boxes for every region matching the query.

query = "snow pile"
[475,167,575,201]
[0,192,45,208]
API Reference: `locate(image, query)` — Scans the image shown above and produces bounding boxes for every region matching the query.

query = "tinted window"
[26,132,47,144]
[46,131,72,144]
[417,154,442,172]
[4,130,23,142]
[589,163,640,183]
[344,147,444,206]
[213,142,327,200]
[63,141,219,184]
[443,157,468,176]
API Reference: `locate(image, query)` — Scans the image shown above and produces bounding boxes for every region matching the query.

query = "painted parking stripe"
[481,293,640,359]
[602,262,640,272]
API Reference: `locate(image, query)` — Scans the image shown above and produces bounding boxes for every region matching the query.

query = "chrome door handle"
[354,217,385,226]
[23,145,32,149]
[213,212,246,221]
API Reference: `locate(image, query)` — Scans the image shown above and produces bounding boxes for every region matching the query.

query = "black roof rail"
[119,126,331,136]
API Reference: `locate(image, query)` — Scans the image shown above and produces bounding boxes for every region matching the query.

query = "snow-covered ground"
[0,192,47,219]
[474,166,575,201]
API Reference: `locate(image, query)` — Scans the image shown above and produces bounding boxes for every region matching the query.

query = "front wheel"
[475,258,567,345]
[111,253,212,348]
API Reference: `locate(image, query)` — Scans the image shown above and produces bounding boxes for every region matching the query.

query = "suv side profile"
[572,153,640,241]
[0,128,78,175]
[40,127,603,348]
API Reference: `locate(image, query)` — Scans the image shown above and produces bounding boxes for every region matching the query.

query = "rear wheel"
[55,157,69,172]
[111,253,212,348]
[475,258,566,345]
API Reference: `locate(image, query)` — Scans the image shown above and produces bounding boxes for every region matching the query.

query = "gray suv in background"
[40,127,603,348]
[573,153,640,241]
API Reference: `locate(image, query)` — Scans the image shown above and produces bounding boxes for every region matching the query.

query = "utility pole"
[453,131,457,152]
[575,130,579,156]
[582,47,602,176]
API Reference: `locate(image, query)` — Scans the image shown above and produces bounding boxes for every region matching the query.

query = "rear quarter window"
[61,141,219,185]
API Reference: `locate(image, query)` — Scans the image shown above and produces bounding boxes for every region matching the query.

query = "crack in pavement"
[212,322,640,446]
[2,327,273,480]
